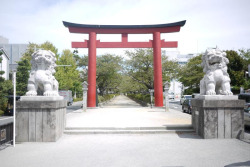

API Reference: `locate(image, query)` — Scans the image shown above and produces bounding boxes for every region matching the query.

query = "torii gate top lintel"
[63,20,186,49]
[63,20,186,34]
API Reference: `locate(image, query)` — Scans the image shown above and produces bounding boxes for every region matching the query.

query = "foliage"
[16,59,31,95]
[178,54,203,94]
[119,74,146,93]
[0,57,13,114]
[96,54,123,95]
[124,49,179,93]
[0,110,4,116]
[125,49,154,90]
[40,41,59,57]
[127,94,151,106]
[162,55,180,82]
[239,49,250,90]
[239,48,250,61]
[98,94,117,103]
[55,49,82,96]
[226,50,245,91]
[73,97,83,102]
[76,53,123,96]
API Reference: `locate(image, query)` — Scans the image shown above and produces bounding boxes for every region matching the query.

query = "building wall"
[0,44,28,71]
[0,49,9,80]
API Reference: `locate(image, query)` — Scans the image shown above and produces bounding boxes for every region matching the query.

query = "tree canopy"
[124,49,180,93]
[55,49,82,96]
[0,56,13,114]
[178,54,203,94]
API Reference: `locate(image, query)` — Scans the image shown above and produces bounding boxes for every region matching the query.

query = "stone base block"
[16,99,66,142]
[191,97,245,139]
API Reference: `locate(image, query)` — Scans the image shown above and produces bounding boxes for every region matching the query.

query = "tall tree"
[55,49,82,95]
[124,49,179,93]
[0,53,13,114]
[96,54,123,95]
[16,59,30,95]
[178,55,203,94]
[239,48,250,89]
[226,50,245,92]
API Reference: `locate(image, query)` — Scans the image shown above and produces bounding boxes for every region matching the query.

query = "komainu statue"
[26,50,59,96]
[200,48,233,95]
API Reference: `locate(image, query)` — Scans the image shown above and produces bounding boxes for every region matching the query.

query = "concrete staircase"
[64,125,194,134]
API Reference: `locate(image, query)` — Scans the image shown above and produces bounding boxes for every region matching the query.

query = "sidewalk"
[0,95,249,167]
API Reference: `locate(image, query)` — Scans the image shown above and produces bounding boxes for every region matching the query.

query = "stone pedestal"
[191,95,245,139]
[16,96,66,142]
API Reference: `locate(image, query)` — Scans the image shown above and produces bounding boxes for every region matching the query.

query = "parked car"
[4,95,21,116]
[243,103,250,127]
[238,93,250,127]
[182,99,192,114]
[180,95,192,105]
[168,92,175,100]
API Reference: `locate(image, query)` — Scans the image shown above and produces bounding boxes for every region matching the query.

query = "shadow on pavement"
[176,133,202,139]
[224,160,250,167]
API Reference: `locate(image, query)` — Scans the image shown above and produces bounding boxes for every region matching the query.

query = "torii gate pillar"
[153,31,163,106]
[88,32,97,107]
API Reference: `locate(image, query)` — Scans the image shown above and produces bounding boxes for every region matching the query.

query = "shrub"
[127,94,152,106]
[0,110,4,116]
[98,94,117,103]
[73,98,83,102]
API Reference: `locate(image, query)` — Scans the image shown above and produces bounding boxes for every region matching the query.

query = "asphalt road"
[66,101,82,113]
[169,100,182,112]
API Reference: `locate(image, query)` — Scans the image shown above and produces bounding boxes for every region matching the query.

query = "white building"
[0,48,10,80]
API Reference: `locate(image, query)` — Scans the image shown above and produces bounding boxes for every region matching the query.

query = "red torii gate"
[63,20,186,107]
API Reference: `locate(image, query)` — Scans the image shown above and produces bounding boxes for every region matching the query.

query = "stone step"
[64,125,194,134]
[65,125,193,130]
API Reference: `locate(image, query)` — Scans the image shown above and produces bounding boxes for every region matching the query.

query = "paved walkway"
[66,95,191,128]
[0,95,250,167]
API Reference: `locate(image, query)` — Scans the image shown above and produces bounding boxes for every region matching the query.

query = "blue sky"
[1,0,250,56]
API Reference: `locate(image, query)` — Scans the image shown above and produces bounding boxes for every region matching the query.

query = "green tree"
[226,50,245,92]
[178,55,203,94]
[40,41,58,56]
[74,53,123,95]
[0,52,13,115]
[124,49,179,93]
[16,59,30,95]
[239,48,250,90]
[96,54,123,95]
[55,49,82,95]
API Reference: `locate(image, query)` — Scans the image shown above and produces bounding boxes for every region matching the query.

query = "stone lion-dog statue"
[200,48,233,95]
[26,50,59,96]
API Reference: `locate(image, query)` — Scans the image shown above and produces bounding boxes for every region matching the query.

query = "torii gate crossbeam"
[63,20,186,107]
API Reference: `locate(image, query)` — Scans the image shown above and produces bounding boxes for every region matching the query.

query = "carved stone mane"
[26,50,59,96]
[200,48,233,95]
